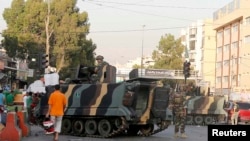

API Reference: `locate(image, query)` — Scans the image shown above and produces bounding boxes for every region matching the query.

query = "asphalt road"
[21,125,208,141]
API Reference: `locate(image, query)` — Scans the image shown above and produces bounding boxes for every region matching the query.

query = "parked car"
[225,101,250,124]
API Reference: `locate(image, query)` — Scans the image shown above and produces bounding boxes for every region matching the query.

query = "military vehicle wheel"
[98,119,112,136]
[186,115,193,125]
[73,120,84,135]
[140,124,154,135]
[204,116,213,125]
[194,116,203,125]
[62,118,72,134]
[85,119,97,135]
[114,118,122,129]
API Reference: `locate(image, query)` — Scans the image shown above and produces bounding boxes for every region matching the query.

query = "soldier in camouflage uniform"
[171,85,188,138]
[94,55,109,83]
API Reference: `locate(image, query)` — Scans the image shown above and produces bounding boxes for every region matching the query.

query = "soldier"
[171,84,188,138]
[94,55,109,83]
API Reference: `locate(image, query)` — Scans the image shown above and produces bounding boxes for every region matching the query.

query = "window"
[224,60,229,66]
[217,32,223,39]
[189,40,195,50]
[217,46,222,53]
[224,44,230,52]
[232,58,238,65]
[216,77,221,84]
[216,62,222,68]
[238,74,241,83]
[190,28,197,35]
[223,76,229,83]
[232,41,238,49]
[190,34,196,38]
[232,24,238,32]
[245,17,250,25]
[245,35,250,44]
[224,28,230,35]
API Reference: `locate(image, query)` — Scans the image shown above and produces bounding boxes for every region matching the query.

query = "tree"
[152,34,184,70]
[2,0,96,79]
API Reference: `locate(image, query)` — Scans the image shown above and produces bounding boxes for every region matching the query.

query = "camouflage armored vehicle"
[173,83,227,125]
[32,65,173,138]
[185,95,227,125]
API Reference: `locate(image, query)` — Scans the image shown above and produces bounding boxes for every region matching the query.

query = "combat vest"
[173,93,185,107]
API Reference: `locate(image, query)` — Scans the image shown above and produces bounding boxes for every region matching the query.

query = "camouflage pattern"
[96,61,110,83]
[185,95,228,125]
[33,79,173,137]
[170,89,187,134]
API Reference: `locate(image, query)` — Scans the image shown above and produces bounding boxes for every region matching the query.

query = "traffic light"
[40,54,49,69]
[183,61,191,78]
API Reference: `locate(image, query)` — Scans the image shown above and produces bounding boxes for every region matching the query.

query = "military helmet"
[96,55,104,60]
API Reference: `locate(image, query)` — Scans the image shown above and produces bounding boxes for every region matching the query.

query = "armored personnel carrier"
[32,66,173,138]
[181,84,227,125]
[185,95,227,125]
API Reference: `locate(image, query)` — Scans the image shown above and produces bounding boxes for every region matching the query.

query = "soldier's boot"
[180,133,188,138]
[174,132,179,138]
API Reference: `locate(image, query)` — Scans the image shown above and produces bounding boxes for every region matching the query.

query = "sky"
[0,0,232,65]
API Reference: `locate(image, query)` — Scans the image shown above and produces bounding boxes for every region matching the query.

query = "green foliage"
[132,64,141,69]
[2,0,96,80]
[152,34,184,70]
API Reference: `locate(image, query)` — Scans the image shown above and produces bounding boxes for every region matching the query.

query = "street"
[22,125,208,141]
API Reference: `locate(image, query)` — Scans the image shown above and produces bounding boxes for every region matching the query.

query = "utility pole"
[140,25,145,76]
[45,0,51,64]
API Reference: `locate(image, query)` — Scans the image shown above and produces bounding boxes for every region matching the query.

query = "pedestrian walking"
[231,102,239,125]
[46,84,67,141]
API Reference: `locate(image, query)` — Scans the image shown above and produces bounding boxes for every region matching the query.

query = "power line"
[85,1,195,22]
[85,0,220,10]
[0,25,214,34]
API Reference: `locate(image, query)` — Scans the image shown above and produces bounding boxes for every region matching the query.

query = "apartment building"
[181,19,216,91]
[213,0,250,95]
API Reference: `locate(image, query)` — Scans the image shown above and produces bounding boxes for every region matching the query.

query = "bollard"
[0,112,22,141]
[17,111,31,137]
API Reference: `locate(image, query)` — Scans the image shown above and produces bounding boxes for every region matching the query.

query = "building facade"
[181,19,216,91]
[213,0,250,95]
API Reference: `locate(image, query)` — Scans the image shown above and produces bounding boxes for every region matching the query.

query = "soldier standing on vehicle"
[94,55,109,83]
[170,84,188,138]
[231,102,239,125]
